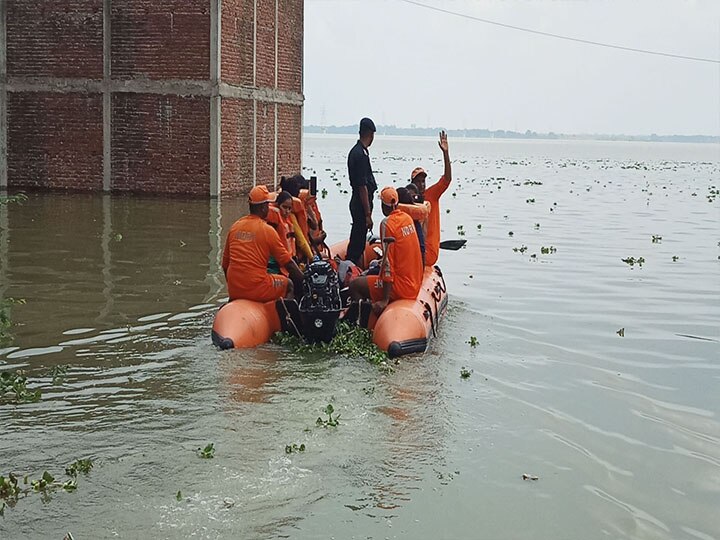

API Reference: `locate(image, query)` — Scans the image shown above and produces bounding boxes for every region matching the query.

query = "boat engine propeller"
[299,259,342,343]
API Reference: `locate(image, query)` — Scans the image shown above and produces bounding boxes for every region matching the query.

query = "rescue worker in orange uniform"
[410,130,452,267]
[349,186,423,315]
[222,185,304,302]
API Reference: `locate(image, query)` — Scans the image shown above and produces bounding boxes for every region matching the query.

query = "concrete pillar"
[98,194,114,323]
[252,0,257,187]
[102,0,111,192]
[273,0,278,188]
[209,0,221,197]
[0,0,7,190]
[206,198,224,300]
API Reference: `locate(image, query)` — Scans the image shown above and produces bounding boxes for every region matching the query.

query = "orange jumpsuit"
[367,209,423,302]
[222,214,292,302]
[423,175,451,266]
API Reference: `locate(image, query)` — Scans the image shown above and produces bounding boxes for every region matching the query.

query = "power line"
[397,0,720,65]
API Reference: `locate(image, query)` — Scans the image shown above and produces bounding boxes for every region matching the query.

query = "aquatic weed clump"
[272,322,389,366]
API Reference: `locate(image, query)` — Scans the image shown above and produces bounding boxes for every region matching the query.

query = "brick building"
[0,0,303,196]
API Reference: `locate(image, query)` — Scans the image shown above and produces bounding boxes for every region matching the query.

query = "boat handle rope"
[279,297,304,340]
[431,281,445,303]
[436,271,447,294]
[423,300,437,338]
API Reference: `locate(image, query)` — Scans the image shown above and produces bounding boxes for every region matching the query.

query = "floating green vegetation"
[0,371,41,404]
[48,365,69,385]
[446,209,451,214]
[457,225,465,236]
[513,245,528,254]
[285,443,306,454]
[0,297,25,346]
[534,223,540,229]
[176,490,182,502]
[467,336,478,347]
[476,224,482,230]
[617,328,625,337]
[1,459,94,515]
[652,235,663,243]
[621,257,646,267]
[0,193,28,206]
[321,188,328,199]
[272,322,389,367]
[460,367,472,379]
[672,256,680,262]
[316,404,340,427]
[196,443,215,459]
[540,246,557,255]
[525,198,536,204]
[113,233,123,242]
[523,180,543,186]
[508,231,514,237]
[65,459,93,477]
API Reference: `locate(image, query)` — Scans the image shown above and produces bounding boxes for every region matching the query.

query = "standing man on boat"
[222,185,304,302]
[346,117,378,265]
[349,187,423,315]
[410,130,452,267]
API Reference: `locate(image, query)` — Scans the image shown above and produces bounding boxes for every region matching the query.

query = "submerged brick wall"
[0,0,304,196]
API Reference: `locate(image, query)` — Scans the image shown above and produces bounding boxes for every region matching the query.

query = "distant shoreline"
[304,125,719,144]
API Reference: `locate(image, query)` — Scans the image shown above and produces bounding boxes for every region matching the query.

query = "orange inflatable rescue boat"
[329,238,448,357]
[212,237,448,358]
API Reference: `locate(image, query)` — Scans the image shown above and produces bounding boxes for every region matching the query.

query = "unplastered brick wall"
[7,92,104,190]
[111,93,210,195]
[1,0,304,196]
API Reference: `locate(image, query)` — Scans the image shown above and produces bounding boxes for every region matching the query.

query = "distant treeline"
[304,125,718,144]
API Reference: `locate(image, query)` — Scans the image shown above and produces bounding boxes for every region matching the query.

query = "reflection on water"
[1,136,719,540]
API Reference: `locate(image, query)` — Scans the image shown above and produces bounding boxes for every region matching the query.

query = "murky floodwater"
[1,135,719,539]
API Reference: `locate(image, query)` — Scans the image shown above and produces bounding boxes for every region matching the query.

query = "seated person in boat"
[222,185,304,302]
[285,174,327,251]
[265,191,296,274]
[279,175,315,262]
[397,186,427,266]
[410,130,452,266]
[349,186,424,315]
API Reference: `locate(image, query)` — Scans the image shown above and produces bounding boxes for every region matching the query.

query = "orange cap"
[410,167,427,181]
[248,185,276,205]
[380,186,398,206]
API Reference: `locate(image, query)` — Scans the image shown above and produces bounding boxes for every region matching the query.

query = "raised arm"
[439,130,451,183]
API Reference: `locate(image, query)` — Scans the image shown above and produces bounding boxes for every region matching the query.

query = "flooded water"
[1,134,719,539]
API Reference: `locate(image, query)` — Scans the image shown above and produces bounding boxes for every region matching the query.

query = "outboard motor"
[299,259,342,343]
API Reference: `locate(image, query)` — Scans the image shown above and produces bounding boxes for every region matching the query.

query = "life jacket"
[266,206,295,257]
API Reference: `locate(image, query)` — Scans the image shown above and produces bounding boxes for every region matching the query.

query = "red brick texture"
[220,98,254,194]
[277,103,302,179]
[6,0,104,79]
[221,0,254,86]
[255,0,276,88]
[278,0,303,93]
[111,0,210,80]
[111,94,210,195]
[255,101,276,187]
[3,0,303,196]
[7,93,104,190]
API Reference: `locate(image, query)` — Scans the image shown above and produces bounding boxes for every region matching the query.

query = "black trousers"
[347,193,372,265]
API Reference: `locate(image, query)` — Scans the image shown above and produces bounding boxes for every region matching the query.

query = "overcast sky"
[303,0,720,136]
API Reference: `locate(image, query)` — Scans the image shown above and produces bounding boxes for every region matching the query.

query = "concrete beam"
[218,83,303,106]
[0,0,7,189]
[4,77,304,106]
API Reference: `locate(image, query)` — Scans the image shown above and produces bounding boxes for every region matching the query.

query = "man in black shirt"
[346,117,378,265]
